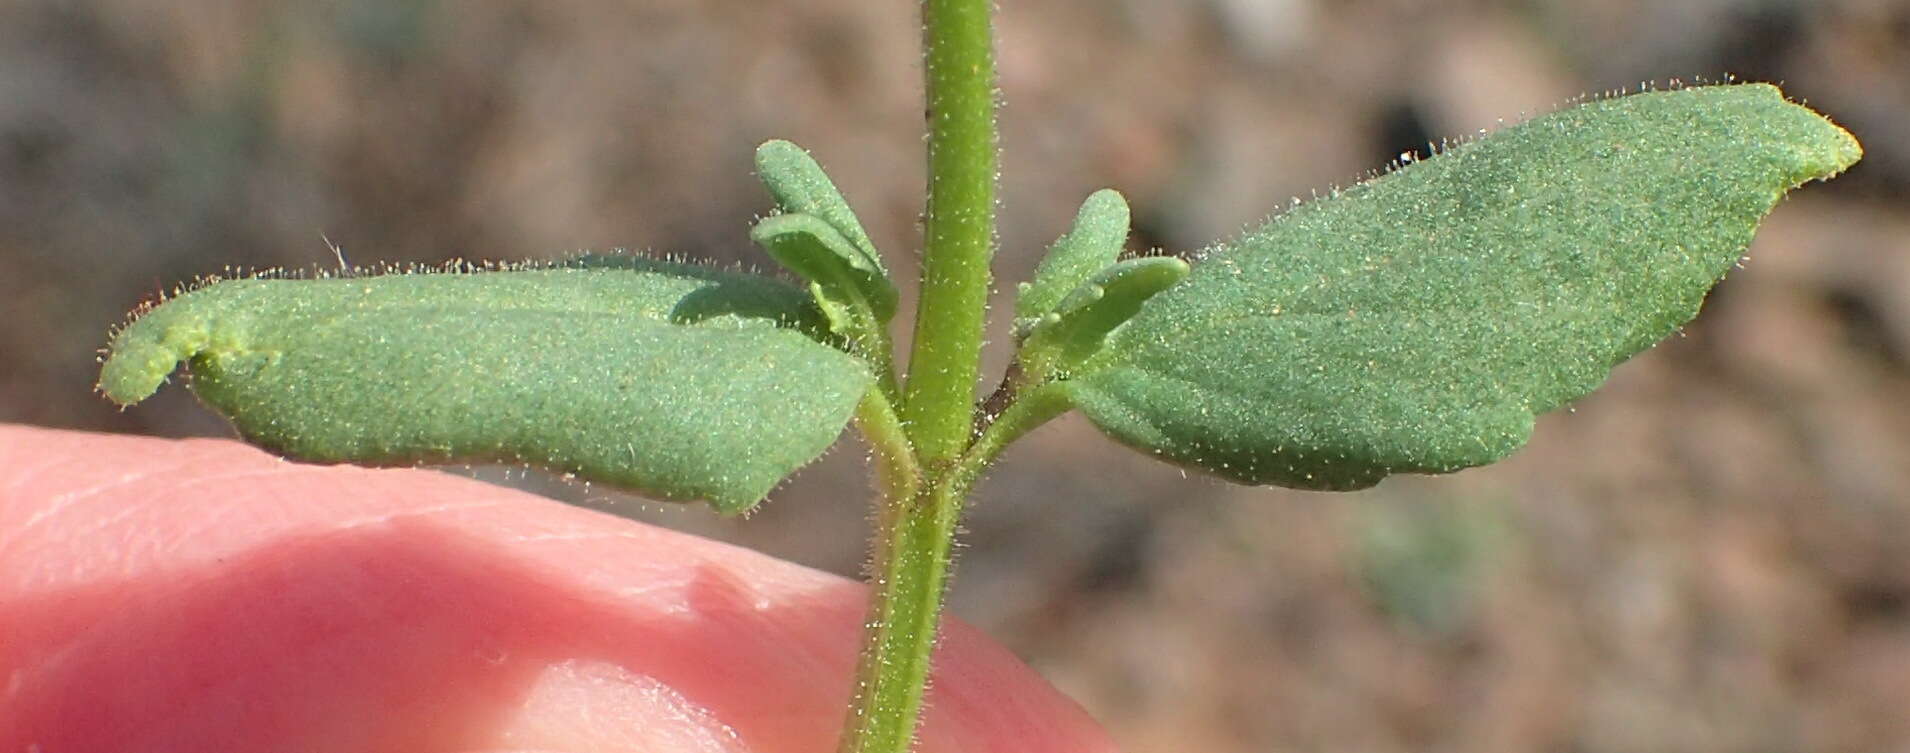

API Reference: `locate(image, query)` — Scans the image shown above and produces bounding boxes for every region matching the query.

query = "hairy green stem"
[837,471,968,753]
[853,309,906,412]
[853,389,921,501]
[900,0,998,465]
[967,383,1071,475]
[838,386,1066,753]
[839,0,1000,750]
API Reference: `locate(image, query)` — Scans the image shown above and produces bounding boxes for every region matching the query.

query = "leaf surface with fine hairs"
[99,256,871,513]
[1068,84,1861,490]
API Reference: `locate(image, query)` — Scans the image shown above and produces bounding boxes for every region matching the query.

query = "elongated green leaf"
[751,212,894,334]
[1017,256,1189,379]
[1016,189,1132,327]
[1068,84,1861,490]
[99,257,872,513]
[754,140,898,322]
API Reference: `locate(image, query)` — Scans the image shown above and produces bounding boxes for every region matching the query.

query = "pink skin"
[0,425,1116,753]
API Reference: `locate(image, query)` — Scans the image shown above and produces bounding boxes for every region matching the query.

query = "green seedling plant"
[97,3,1860,752]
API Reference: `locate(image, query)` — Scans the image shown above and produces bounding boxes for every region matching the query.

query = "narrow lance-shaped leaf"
[1017,255,1189,379]
[751,213,889,345]
[1015,188,1132,331]
[753,140,898,323]
[99,256,872,514]
[1066,84,1861,490]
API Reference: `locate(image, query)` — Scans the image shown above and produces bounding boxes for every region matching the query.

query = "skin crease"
[0,424,1118,753]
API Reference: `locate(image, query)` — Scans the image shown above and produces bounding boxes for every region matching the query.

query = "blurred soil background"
[5,0,1909,750]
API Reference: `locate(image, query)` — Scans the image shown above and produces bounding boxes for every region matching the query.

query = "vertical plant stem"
[839,1,998,751]
[901,0,998,465]
[838,474,969,753]
[837,384,1062,753]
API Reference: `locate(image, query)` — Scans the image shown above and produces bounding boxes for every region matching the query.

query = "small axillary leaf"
[1015,188,1132,330]
[750,213,890,331]
[752,140,898,324]
[1017,255,1190,378]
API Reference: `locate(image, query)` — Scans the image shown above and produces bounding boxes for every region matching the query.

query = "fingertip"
[1,425,1118,753]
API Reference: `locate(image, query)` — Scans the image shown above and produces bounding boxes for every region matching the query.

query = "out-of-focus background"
[5,0,1908,750]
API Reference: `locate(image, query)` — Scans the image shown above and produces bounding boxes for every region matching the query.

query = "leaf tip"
[97,288,229,406]
[1737,83,1864,185]
[754,138,805,169]
[97,343,174,406]
[1081,187,1130,219]
[1806,114,1864,182]
[98,308,211,407]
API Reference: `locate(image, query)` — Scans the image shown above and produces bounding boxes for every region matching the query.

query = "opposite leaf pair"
[99,83,1861,512]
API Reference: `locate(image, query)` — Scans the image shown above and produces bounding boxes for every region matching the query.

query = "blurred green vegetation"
[1355,495,1508,638]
